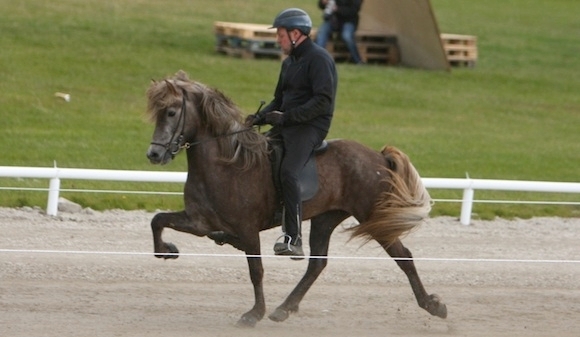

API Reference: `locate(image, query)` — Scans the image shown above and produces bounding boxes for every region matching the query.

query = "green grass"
[0,0,579,218]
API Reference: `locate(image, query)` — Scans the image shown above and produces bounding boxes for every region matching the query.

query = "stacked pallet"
[441,33,478,67]
[323,31,399,65]
[214,22,400,65]
[214,22,477,69]
[214,22,281,60]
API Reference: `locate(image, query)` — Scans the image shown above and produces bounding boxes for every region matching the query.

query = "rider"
[245,8,338,258]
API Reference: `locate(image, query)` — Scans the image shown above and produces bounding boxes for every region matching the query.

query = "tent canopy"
[358,0,449,70]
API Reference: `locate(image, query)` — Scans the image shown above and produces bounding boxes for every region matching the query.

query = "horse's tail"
[349,146,432,247]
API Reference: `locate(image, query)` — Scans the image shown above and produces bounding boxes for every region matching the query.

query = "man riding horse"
[246,8,338,258]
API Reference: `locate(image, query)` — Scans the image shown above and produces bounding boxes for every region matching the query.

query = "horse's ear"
[175,70,190,82]
[164,80,178,96]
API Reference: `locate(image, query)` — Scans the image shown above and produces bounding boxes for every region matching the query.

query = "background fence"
[1,165,579,225]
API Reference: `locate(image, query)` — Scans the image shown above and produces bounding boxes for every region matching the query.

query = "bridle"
[149,88,254,157]
[149,89,189,157]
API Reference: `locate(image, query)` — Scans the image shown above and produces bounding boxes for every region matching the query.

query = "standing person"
[315,0,364,64]
[245,8,338,258]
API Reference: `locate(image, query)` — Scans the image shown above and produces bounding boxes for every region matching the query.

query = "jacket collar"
[290,37,312,60]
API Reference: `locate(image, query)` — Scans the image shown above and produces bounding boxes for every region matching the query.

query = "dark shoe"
[274,242,304,260]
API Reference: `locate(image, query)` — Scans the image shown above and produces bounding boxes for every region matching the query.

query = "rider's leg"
[275,126,325,257]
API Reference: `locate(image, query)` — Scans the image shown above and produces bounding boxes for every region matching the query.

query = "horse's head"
[146,71,202,165]
[145,70,269,169]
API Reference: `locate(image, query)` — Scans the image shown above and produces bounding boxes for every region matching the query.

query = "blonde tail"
[350,146,432,247]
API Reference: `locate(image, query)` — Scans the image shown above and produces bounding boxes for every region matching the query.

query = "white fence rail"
[1,165,579,225]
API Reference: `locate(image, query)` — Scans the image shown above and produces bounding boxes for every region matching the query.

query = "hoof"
[424,294,447,319]
[207,231,226,246]
[154,242,179,259]
[268,308,289,322]
[433,303,447,319]
[236,314,258,328]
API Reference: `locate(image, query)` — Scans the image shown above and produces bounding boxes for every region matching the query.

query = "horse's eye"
[167,110,176,117]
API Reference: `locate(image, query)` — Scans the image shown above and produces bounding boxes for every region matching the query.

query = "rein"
[182,127,255,149]
[150,89,254,157]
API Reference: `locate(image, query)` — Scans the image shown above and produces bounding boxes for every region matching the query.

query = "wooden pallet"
[215,36,281,60]
[324,32,400,65]
[214,22,401,65]
[216,46,282,60]
[441,33,478,67]
[214,21,282,60]
[214,21,276,41]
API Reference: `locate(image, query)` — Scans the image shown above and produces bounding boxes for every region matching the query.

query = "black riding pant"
[278,125,327,244]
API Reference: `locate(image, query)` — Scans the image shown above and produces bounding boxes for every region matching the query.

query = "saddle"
[207,140,328,247]
[269,139,328,203]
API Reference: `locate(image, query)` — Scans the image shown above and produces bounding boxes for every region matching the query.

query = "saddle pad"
[299,154,319,201]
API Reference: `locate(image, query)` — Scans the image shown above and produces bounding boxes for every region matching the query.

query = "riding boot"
[274,203,304,259]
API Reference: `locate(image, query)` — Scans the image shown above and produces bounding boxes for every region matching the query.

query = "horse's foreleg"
[384,239,447,318]
[237,241,266,328]
[269,211,348,322]
[151,210,208,259]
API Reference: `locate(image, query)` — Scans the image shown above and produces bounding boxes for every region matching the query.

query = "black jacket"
[260,38,337,133]
[318,0,363,27]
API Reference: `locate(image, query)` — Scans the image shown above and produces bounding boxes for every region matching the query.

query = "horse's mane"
[147,70,269,170]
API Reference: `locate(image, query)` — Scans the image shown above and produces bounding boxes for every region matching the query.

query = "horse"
[145,70,447,327]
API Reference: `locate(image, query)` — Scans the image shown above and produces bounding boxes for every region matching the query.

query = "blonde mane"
[147,71,269,170]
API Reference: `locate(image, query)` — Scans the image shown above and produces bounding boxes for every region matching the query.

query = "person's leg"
[341,22,363,64]
[315,20,333,48]
[275,126,325,256]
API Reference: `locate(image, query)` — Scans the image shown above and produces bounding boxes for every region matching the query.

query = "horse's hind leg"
[381,238,447,318]
[150,210,191,259]
[269,210,349,322]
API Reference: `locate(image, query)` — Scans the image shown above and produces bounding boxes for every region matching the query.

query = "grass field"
[1,0,578,218]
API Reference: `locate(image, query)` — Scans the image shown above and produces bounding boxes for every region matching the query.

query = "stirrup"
[273,235,304,260]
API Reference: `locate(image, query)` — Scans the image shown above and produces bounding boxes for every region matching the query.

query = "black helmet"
[271,8,312,35]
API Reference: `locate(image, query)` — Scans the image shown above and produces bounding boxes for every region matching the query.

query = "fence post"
[47,177,60,216]
[46,163,61,216]
[459,173,474,225]
[460,187,474,225]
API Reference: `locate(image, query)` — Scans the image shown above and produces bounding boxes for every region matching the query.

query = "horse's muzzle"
[147,145,173,165]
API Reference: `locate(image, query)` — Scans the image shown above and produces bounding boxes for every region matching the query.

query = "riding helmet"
[271,8,312,35]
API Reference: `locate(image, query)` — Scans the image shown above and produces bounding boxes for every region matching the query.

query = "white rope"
[1,248,579,264]
[432,198,580,205]
[0,186,182,196]
[1,187,578,205]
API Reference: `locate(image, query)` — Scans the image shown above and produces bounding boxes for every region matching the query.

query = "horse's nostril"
[147,150,159,160]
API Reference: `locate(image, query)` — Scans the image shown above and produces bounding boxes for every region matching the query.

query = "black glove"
[244,114,262,127]
[263,111,285,126]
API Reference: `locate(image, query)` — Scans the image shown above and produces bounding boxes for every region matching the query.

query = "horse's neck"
[185,141,268,184]
[185,142,219,176]
[183,141,274,215]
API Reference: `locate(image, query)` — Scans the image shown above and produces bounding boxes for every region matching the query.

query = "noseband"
[150,88,254,158]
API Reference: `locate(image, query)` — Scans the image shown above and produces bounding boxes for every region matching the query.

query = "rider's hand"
[244,114,261,127]
[263,111,285,126]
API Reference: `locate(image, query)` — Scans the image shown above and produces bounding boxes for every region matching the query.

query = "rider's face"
[276,28,299,55]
